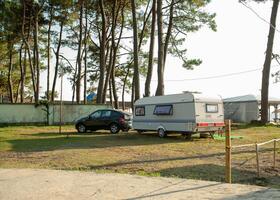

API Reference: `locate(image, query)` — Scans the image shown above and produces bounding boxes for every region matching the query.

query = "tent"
[223,94,280,123]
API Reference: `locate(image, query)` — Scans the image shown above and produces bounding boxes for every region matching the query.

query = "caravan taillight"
[196,123,209,127]
[197,122,223,127]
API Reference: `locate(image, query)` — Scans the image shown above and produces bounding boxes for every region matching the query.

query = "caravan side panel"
[133,102,196,132]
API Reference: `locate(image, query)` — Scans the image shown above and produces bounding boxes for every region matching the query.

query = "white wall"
[0,104,111,125]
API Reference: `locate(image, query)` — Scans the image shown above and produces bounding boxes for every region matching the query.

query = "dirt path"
[0,169,279,200]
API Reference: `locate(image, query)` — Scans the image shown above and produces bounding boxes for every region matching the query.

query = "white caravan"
[133,93,225,138]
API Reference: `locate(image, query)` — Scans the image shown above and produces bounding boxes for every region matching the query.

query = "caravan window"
[154,105,173,115]
[206,104,218,113]
[135,106,145,116]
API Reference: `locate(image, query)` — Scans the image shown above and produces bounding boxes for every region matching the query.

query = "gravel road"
[0,169,280,200]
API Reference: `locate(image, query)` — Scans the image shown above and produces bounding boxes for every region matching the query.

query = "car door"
[100,110,112,129]
[87,110,102,130]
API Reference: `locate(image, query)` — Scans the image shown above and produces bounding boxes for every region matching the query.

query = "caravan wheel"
[158,128,167,138]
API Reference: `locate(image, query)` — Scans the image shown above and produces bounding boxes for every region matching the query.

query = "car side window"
[111,111,119,116]
[90,111,101,119]
[101,110,112,118]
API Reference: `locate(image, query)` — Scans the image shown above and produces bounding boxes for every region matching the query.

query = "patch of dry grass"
[0,125,280,187]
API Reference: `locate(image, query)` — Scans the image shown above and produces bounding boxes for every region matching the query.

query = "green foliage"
[0,0,216,102]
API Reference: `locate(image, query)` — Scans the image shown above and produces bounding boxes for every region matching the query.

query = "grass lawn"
[0,124,280,188]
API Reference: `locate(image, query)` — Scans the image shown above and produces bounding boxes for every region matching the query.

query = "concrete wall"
[0,104,111,125]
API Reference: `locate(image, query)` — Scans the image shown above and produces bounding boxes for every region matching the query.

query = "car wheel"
[77,124,86,133]
[158,128,166,138]
[110,123,120,134]
[137,130,143,134]
[123,128,130,132]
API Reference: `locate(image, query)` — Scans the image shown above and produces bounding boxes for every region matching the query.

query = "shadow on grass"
[84,147,276,171]
[157,164,280,187]
[5,131,186,152]
[19,131,110,137]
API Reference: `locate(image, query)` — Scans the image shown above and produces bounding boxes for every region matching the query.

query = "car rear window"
[153,105,173,115]
[112,111,121,117]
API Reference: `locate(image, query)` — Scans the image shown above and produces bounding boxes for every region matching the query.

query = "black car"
[75,109,132,134]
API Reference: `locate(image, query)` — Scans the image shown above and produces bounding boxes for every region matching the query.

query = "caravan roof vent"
[182,91,201,94]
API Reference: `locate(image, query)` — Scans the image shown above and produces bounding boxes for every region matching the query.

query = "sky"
[161,0,280,99]
[41,0,280,101]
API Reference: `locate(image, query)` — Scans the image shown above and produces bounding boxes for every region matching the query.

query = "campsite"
[2,0,280,199]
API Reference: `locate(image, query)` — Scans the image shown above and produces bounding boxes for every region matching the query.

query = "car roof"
[95,109,132,115]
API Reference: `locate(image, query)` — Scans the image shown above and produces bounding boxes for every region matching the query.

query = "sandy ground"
[0,169,280,200]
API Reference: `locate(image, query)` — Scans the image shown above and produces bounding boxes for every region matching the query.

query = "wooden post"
[225,119,231,183]
[255,143,260,177]
[274,139,276,168]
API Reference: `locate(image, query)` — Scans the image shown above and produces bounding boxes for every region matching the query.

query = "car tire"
[110,123,120,134]
[137,130,144,134]
[158,128,166,138]
[77,123,87,133]
[123,128,130,132]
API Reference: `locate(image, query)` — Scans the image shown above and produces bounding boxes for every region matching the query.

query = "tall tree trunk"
[20,49,27,103]
[47,5,53,102]
[15,81,20,103]
[261,0,279,123]
[139,1,152,48]
[21,0,37,100]
[102,44,114,102]
[111,6,124,108]
[8,42,14,103]
[131,82,135,109]
[131,0,140,102]
[122,67,130,110]
[72,62,78,104]
[163,0,174,68]
[34,12,40,104]
[111,70,119,109]
[76,1,84,104]
[51,21,64,102]
[96,0,107,104]
[102,3,123,104]
[84,0,88,104]
[155,0,164,96]
[145,0,156,97]
[19,43,26,103]
[102,1,117,103]
[109,79,113,107]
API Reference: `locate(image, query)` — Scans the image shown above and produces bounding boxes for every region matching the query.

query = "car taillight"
[119,115,125,124]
